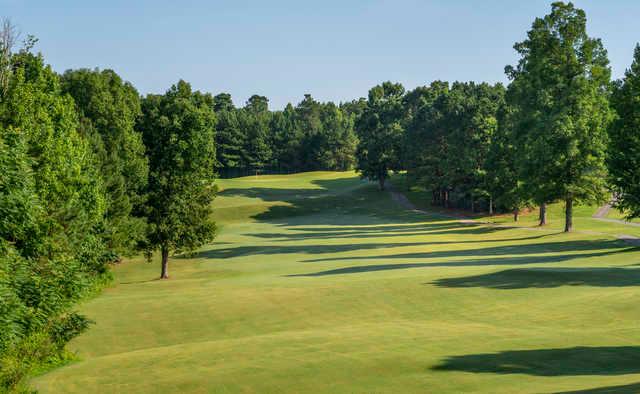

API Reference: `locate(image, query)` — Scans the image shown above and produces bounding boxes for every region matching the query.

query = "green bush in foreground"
[0,42,111,392]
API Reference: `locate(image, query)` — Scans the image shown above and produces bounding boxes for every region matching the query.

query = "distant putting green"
[33,172,640,393]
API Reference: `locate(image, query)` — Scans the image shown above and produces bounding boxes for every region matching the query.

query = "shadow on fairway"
[302,240,630,263]
[245,221,472,240]
[189,242,428,259]
[248,227,555,243]
[553,382,640,393]
[194,239,629,262]
[286,249,630,277]
[432,267,640,289]
[431,346,640,376]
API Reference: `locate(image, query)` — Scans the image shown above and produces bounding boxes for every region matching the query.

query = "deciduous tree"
[138,81,217,279]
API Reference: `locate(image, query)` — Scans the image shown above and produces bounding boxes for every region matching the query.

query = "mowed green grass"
[33,172,640,393]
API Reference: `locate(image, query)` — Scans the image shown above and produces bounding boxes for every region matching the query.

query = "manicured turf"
[33,172,640,393]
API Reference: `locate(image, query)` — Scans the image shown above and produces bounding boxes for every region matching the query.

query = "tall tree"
[138,81,217,279]
[213,93,245,176]
[355,82,405,190]
[61,68,148,255]
[241,95,272,173]
[294,94,323,169]
[271,103,302,171]
[318,102,357,171]
[506,1,611,232]
[485,104,529,220]
[403,81,450,198]
[608,44,640,219]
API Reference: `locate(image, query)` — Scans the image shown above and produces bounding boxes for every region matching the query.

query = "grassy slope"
[33,171,640,393]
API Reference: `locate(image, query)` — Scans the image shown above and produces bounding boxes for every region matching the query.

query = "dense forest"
[2,1,640,391]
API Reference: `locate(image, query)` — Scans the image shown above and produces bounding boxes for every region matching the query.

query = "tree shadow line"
[431,266,640,289]
[553,382,640,393]
[287,248,634,277]
[245,221,473,241]
[194,235,629,264]
[302,239,630,263]
[187,241,429,259]
[431,346,640,377]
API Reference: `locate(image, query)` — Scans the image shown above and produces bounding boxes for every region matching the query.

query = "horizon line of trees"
[214,93,359,178]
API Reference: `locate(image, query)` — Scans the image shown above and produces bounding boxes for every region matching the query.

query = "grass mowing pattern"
[33,171,640,393]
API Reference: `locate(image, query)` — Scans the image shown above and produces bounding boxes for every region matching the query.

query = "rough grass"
[32,171,640,393]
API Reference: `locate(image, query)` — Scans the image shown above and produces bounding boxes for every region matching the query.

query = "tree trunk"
[514,208,519,222]
[489,196,493,215]
[564,197,573,232]
[471,197,475,213]
[539,203,547,226]
[378,176,385,191]
[160,246,169,279]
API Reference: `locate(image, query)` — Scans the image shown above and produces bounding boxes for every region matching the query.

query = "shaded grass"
[391,173,640,238]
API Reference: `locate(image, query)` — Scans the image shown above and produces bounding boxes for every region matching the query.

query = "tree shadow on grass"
[431,346,640,376]
[553,382,640,393]
[432,267,640,289]
[246,221,470,240]
[186,242,429,259]
[302,240,631,263]
[246,226,553,243]
[192,239,629,262]
[287,249,630,277]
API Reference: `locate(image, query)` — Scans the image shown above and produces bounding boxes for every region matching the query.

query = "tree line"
[356,2,640,235]
[3,1,640,390]
[214,93,359,177]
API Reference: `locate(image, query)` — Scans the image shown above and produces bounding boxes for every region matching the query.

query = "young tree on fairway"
[138,81,217,279]
[506,2,611,232]
[356,82,405,190]
[608,44,640,219]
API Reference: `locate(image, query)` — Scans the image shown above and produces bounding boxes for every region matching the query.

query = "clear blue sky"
[3,1,639,109]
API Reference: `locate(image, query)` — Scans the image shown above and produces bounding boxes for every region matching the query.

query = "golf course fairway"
[32,171,640,393]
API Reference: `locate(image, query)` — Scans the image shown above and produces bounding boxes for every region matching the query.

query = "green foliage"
[214,93,245,172]
[0,49,110,391]
[213,93,358,176]
[138,80,218,277]
[356,81,406,189]
[485,104,529,214]
[60,68,148,256]
[506,1,612,230]
[608,44,640,219]
[239,95,272,171]
[403,81,504,209]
